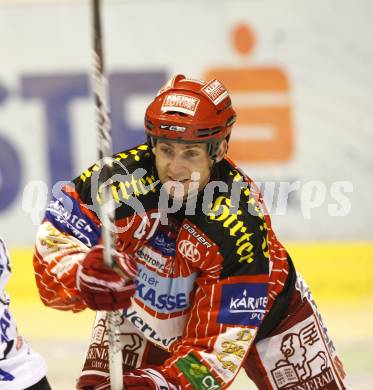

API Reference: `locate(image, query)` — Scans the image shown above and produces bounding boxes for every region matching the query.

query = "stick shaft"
[91,1,123,389]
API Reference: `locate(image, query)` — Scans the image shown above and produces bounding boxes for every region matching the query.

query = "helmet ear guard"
[144,75,236,160]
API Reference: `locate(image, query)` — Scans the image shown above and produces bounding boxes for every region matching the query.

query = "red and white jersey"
[34,144,290,389]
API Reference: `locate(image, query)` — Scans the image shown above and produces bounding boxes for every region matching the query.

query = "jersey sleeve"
[33,179,101,312]
[33,145,155,312]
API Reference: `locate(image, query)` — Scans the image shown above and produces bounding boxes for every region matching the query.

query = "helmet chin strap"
[208,136,230,174]
[207,143,218,175]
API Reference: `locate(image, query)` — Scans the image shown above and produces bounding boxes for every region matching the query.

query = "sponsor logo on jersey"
[136,246,166,271]
[149,229,176,256]
[201,79,228,105]
[123,307,180,348]
[208,193,269,264]
[176,353,221,390]
[85,318,144,372]
[255,315,346,390]
[110,173,158,202]
[84,318,109,373]
[200,328,255,381]
[135,265,196,314]
[119,332,143,370]
[45,197,99,247]
[217,283,268,326]
[177,240,201,262]
[161,94,200,116]
[182,223,212,249]
[257,319,340,390]
[136,283,187,312]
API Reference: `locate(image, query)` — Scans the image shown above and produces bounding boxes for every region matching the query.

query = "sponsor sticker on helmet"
[201,79,229,105]
[161,94,200,116]
[160,124,186,132]
[180,77,206,85]
[156,75,178,96]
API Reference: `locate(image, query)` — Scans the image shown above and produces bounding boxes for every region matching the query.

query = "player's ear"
[215,140,228,163]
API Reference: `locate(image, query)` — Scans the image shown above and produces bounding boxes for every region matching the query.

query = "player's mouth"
[166,176,190,184]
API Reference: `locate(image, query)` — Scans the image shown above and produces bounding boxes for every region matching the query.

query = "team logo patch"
[178,240,201,262]
[217,283,268,326]
[201,79,229,105]
[161,94,200,116]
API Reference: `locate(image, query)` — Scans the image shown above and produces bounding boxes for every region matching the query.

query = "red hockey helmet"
[145,74,236,159]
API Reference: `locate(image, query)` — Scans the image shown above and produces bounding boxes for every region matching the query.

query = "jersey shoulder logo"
[178,240,201,263]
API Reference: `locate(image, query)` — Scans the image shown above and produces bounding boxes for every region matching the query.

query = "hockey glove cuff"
[94,367,180,390]
[77,245,137,311]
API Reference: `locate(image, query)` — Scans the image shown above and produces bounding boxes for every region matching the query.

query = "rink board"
[8,242,373,303]
[6,243,373,389]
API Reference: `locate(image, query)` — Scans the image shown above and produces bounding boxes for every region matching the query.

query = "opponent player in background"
[33,75,349,389]
[0,236,51,389]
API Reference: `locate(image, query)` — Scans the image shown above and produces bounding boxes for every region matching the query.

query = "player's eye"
[185,150,200,159]
[159,146,173,156]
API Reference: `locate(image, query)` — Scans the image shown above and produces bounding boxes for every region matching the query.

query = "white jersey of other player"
[0,236,48,390]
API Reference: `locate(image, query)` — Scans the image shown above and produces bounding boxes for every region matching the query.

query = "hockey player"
[33,75,349,389]
[0,235,51,389]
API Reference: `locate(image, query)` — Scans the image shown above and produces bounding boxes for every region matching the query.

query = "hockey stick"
[90,1,123,389]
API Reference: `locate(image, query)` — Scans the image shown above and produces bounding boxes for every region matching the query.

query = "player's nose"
[167,159,188,181]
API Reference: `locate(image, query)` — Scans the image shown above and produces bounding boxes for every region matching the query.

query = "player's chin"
[162,180,190,201]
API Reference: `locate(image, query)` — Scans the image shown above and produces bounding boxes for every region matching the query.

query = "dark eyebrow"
[158,142,205,150]
[184,144,205,150]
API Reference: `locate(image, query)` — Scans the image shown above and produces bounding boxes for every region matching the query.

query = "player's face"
[154,141,213,201]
